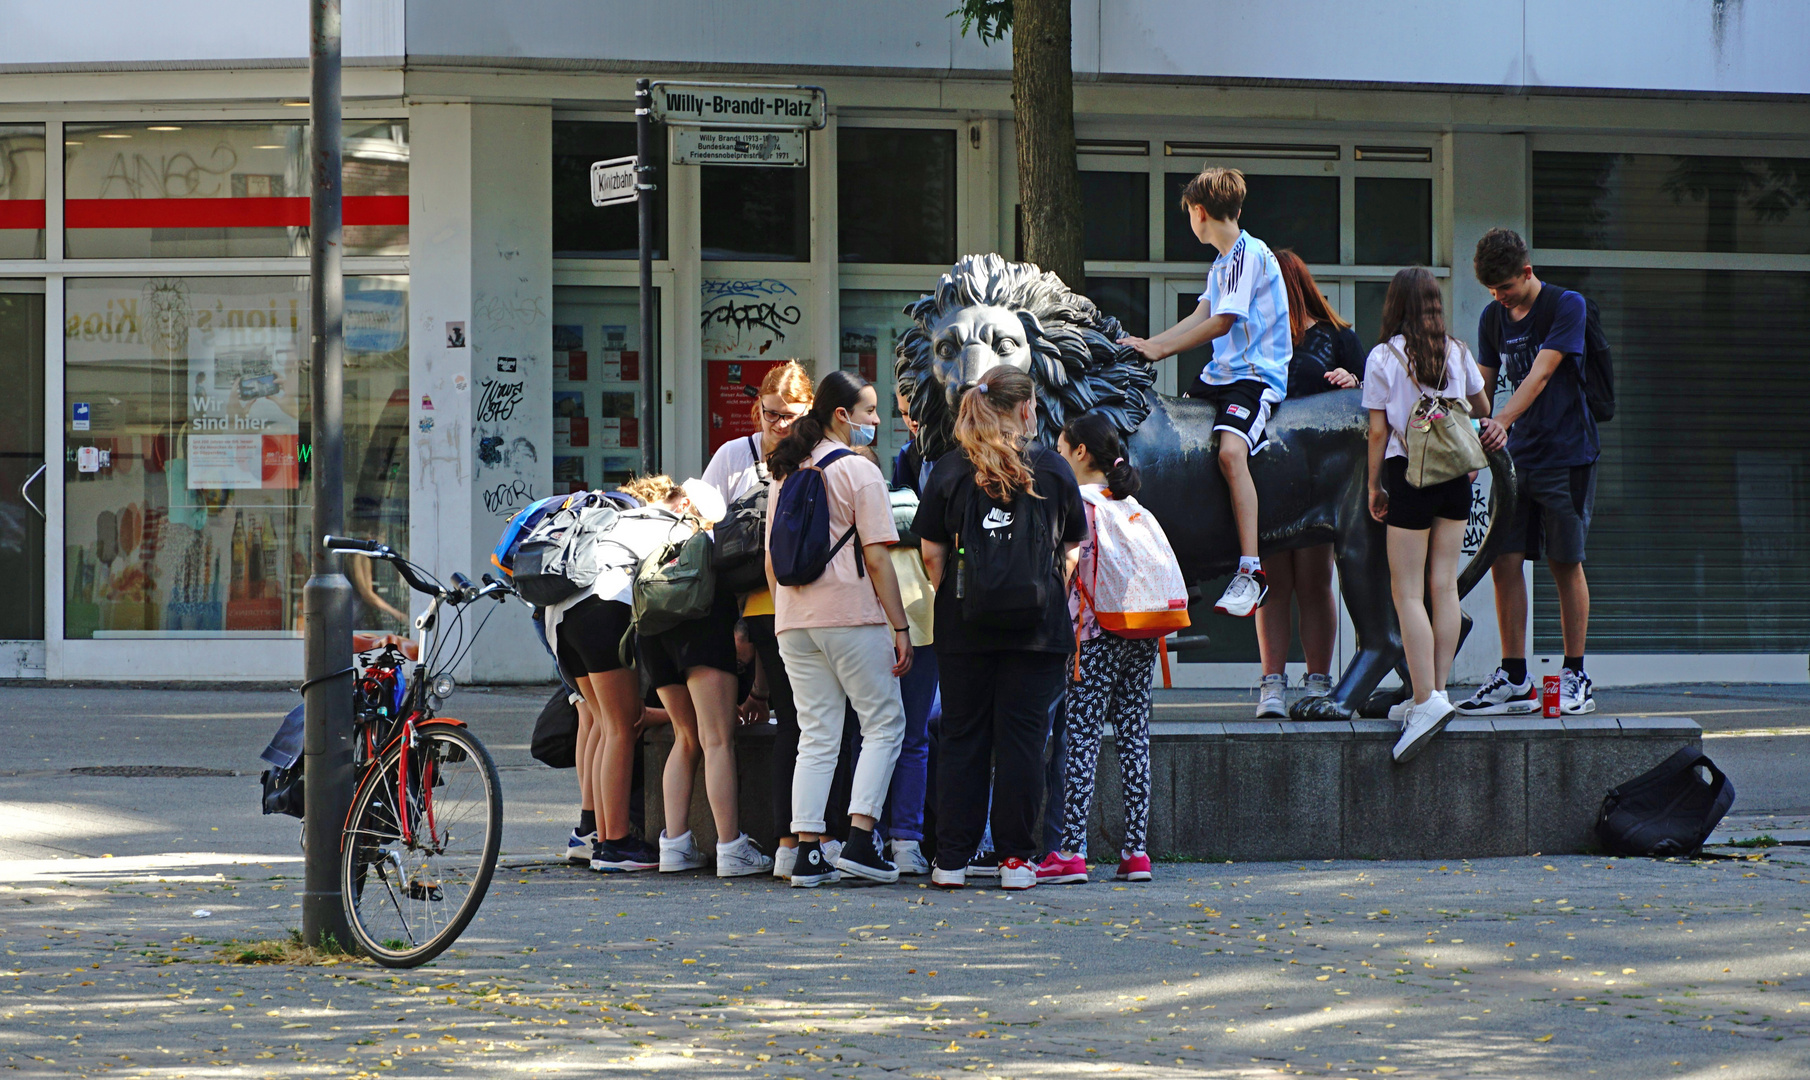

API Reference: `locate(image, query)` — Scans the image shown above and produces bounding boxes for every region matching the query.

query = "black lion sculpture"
[895,253,1516,720]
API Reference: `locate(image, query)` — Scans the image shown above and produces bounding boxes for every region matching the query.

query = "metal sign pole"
[301,0,356,951]
[635,78,659,476]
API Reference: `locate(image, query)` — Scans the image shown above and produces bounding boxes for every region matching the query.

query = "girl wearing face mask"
[912,365,1086,891]
[765,370,915,887]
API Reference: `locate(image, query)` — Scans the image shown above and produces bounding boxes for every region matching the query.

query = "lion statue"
[895,253,1515,720]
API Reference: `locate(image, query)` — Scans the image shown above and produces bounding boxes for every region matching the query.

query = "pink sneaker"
[1036,852,1088,884]
[1115,853,1153,882]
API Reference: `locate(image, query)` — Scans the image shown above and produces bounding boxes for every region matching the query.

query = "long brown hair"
[1274,248,1351,346]
[956,365,1040,503]
[766,369,869,480]
[1378,266,1450,389]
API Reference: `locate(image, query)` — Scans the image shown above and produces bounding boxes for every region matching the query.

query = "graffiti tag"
[475,378,524,423]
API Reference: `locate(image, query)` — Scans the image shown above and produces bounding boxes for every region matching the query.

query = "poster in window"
[554,390,588,449]
[598,391,639,449]
[185,326,299,489]
[706,358,784,455]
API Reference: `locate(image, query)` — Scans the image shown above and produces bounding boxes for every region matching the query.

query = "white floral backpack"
[1073,487,1191,648]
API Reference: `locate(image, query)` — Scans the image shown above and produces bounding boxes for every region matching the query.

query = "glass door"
[0,285,45,651]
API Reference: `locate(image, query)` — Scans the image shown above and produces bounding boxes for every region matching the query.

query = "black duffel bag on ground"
[1596,747,1735,857]
[531,687,580,769]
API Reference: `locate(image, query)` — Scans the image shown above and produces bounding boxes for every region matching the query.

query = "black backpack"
[1485,289,1616,422]
[955,475,1058,630]
[712,436,772,594]
[1595,747,1735,857]
[530,687,579,769]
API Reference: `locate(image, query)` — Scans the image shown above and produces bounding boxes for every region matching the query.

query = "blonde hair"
[616,474,675,506]
[751,359,814,426]
[955,365,1041,503]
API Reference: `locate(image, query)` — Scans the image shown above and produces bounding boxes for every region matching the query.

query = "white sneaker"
[1255,674,1288,719]
[567,829,596,865]
[715,834,775,878]
[658,830,707,873]
[930,865,967,889]
[1388,698,1411,723]
[890,839,931,876]
[1456,668,1539,716]
[1560,668,1596,714]
[1392,692,1456,764]
[998,857,1036,891]
[1215,569,1268,618]
[821,838,844,867]
[772,844,797,880]
[1302,673,1334,699]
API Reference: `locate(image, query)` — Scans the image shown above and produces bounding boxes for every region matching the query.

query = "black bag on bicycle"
[258,704,307,819]
[1595,747,1735,857]
[531,687,580,769]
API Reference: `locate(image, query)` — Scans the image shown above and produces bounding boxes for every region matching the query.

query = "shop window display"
[0,125,46,259]
[63,121,408,259]
[551,286,656,493]
[63,276,409,639]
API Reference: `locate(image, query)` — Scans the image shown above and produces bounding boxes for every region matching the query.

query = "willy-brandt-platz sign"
[649,83,828,130]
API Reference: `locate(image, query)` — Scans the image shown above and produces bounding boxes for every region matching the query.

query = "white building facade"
[1,1,1806,685]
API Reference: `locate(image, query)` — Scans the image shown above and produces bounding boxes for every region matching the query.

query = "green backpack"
[624,525,718,662]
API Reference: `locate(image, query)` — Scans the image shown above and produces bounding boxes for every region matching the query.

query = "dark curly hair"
[1473,227,1530,288]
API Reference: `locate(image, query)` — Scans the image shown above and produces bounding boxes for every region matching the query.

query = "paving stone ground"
[3,683,1809,1079]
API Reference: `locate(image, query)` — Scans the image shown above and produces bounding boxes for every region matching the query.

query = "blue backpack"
[769,448,865,587]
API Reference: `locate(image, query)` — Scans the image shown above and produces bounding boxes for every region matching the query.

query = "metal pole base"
[301,571,356,951]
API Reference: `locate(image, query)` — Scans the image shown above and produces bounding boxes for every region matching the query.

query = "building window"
[1081,172,1148,262]
[551,285,658,493]
[62,276,409,640]
[1355,177,1430,266]
[62,121,408,259]
[1165,172,1339,264]
[1085,277,1148,339]
[0,124,46,259]
[1530,266,1810,654]
[702,164,809,261]
[839,290,925,468]
[1534,151,1810,255]
[553,121,667,259]
[838,128,955,265]
[0,288,45,639]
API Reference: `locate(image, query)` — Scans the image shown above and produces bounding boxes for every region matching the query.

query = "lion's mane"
[893,253,1158,462]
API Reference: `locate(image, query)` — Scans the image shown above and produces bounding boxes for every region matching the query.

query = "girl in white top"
[1359,267,1499,763]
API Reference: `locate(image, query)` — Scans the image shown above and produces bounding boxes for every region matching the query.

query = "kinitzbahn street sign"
[590,155,638,207]
[650,82,827,130]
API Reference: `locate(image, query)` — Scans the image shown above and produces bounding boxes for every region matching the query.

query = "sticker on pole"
[590,155,638,207]
[673,129,807,167]
[650,83,827,130]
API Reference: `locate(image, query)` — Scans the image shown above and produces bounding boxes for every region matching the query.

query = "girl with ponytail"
[912,364,1088,891]
[1047,411,1160,884]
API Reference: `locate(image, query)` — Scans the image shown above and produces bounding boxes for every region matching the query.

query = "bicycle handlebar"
[323,534,382,554]
[323,536,513,605]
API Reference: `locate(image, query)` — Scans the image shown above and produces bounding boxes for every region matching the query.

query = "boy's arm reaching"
[1120,299,1233,361]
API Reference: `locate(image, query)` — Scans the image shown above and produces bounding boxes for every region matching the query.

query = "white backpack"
[1074,488,1191,641]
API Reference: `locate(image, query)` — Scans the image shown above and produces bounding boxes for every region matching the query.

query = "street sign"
[590,155,638,207]
[672,129,808,168]
[650,82,827,130]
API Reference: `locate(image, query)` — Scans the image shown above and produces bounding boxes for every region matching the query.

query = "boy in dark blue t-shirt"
[1459,228,1599,718]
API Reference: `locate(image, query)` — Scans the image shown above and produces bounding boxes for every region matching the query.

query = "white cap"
[679,478,726,526]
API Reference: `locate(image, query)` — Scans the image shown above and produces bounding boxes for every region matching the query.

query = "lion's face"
[928,303,1035,400]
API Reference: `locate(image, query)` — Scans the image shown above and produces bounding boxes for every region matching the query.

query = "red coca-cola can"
[1542,674,1562,718]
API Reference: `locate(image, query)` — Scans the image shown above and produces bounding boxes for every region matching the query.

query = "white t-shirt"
[1196,231,1292,397]
[1361,335,1486,460]
[702,433,767,507]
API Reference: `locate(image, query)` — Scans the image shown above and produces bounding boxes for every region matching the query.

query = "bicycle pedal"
[406,880,443,902]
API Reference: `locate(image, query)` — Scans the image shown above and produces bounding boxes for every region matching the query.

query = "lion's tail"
[1457,447,1518,600]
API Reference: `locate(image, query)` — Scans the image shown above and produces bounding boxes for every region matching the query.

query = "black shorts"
[555,596,634,679]
[1185,378,1275,453]
[636,592,740,688]
[1504,463,1596,564]
[1382,455,1471,531]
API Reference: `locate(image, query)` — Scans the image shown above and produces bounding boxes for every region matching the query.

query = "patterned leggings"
[1061,633,1158,856]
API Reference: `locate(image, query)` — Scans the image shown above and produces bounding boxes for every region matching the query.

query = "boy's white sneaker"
[998,857,1037,891]
[772,844,797,880]
[890,840,931,876]
[1392,692,1456,764]
[1456,668,1539,715]
[1559,669,1597,715]
[658,830,707,873]
[1255,674,1288,719]
[930,865,967,889]
[1215,569,1268,618]
[715,834,774,878]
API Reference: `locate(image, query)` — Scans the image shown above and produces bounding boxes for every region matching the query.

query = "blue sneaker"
[567,829,596,865]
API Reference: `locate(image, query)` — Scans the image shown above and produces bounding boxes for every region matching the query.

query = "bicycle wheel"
[341,722,502,967]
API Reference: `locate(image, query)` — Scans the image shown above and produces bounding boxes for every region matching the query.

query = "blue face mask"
[849,422,877,447]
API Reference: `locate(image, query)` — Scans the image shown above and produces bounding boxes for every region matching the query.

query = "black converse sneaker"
[1455,668,1539,716]
[789,840,839,888]
[835,830,899,885]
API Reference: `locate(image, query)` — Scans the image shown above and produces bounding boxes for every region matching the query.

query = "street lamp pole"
[301,0,356,950]
[635,78,659,475]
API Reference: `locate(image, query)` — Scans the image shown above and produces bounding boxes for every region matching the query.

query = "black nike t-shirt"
[1286,321,1363,399]
[912,444,1086,655]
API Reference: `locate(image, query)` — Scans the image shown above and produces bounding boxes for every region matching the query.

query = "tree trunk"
[1012,0,1085,289]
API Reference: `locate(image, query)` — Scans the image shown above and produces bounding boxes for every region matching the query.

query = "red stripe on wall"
[65,195,409,229]
[0,200,47,229]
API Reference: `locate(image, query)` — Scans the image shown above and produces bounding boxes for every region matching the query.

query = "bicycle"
[322,535,518,968]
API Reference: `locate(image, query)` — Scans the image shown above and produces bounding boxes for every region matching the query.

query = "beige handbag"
[1389,343,1487,488]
